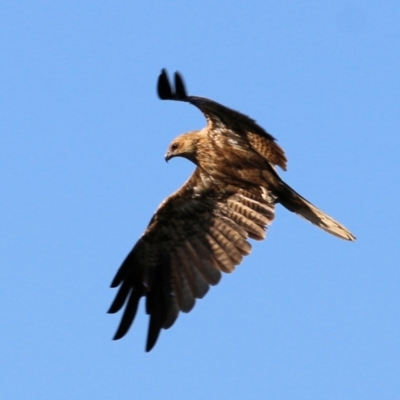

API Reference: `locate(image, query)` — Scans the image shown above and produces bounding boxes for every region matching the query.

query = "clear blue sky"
[1,1,399,399]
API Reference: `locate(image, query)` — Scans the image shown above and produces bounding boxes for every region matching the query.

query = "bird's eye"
[171,143,178,151]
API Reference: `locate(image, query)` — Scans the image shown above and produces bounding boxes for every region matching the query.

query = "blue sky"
[1,1,399,399]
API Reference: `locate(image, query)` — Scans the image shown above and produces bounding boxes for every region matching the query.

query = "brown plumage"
[108,69,355,352]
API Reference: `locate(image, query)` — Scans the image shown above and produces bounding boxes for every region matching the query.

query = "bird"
[108,69,355,352]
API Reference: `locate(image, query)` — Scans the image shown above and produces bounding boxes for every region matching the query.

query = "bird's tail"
[275,181,356,241]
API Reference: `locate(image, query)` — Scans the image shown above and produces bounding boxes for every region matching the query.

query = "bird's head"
[165,130,201,164]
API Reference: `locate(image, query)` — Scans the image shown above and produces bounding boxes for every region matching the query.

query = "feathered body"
[108,70,355,352]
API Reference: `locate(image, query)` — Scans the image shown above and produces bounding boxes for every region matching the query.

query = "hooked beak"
[164,152,172,162]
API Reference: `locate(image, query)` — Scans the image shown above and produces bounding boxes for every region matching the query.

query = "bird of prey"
[108,69,355,352]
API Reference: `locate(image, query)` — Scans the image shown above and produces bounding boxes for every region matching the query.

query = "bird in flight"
[108,69,355,352]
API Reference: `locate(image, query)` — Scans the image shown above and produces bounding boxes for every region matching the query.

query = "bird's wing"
[157,69,288,171]
[108,168,275,351]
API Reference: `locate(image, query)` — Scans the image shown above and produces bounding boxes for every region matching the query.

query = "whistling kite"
[108,69,355,351]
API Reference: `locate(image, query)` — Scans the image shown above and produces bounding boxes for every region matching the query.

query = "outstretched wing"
[157,69,288,171]
[108,168,275,351]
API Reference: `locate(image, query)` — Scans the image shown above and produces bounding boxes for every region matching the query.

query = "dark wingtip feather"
[157,69,174,100]
[111,290,142,340]
[157,69,189,102]
[110,270,124,288]
[174,72,187,99]
[145,315,162,352]
[107,280,131,314]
